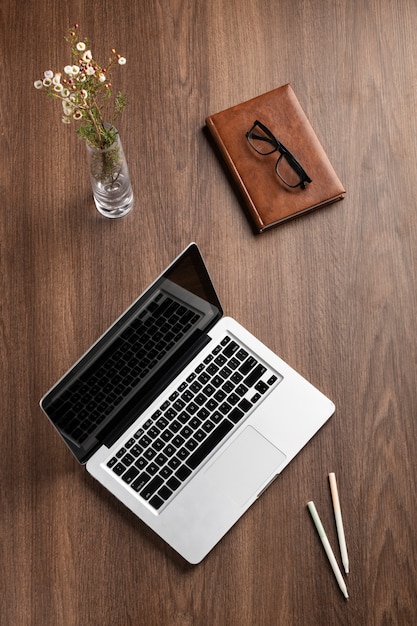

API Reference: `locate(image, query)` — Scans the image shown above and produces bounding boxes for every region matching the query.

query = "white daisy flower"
[44,70,54,79]
[64,65,73,75]
[118,57,126,65]
[43,78,52,87]
[76,42,86,51]
[86,66,95,76]
[62,102,73,116]
[82,50,92,62]
[34,80,43,89]
[54,84,64,92]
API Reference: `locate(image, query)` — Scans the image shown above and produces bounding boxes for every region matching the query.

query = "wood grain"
[1,0,417,624]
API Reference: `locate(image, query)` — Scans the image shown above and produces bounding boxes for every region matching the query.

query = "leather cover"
[206,84,345,233]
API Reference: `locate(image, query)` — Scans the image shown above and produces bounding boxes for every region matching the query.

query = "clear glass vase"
[85,128,134,218]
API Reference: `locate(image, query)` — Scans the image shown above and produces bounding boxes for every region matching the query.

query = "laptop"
[40,243,334,563]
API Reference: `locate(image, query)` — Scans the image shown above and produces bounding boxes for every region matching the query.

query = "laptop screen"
[41,244,223,463]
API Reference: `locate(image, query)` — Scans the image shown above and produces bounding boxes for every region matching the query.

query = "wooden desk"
[2,1,417,624]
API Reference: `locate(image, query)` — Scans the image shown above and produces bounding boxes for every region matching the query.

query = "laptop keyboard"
[49,292,201,445]
[106,334,282,511]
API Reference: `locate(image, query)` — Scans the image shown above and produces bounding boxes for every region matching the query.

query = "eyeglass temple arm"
[245,131,277,149]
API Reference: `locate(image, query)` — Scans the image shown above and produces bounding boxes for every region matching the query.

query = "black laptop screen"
[41,244,223,463]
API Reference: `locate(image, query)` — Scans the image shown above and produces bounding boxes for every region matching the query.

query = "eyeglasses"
[246,120,312,189]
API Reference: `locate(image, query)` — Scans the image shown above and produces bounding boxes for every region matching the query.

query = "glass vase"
[85,128,134,218]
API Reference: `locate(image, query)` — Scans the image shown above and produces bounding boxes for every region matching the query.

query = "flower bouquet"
[34,25,133,217]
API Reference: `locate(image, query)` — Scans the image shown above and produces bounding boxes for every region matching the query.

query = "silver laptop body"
[40,243,334,563]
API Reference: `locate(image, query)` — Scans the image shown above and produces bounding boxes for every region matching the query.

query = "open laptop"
[40,243,334,563]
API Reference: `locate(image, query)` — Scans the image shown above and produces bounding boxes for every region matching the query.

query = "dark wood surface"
[2,1,417,624]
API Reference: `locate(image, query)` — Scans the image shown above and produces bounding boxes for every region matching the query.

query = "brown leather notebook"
[206,84,345,233]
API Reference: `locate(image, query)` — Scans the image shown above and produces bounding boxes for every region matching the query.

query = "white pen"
[329,472,349,574]
[307,501,349,599]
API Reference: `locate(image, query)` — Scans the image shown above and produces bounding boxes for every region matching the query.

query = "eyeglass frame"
[245,120,312,189]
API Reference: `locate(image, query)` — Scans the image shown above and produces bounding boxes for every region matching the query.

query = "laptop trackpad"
[204,426,286,507]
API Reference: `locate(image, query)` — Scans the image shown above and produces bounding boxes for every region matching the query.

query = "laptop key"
[214,389,226,402]
[176,464,192,482]
[222,381,234,394]
[167,476,181,491]
[169,420,181,433]
[140,475,164,500]
[116,447,126,458]
[239,356,257,375]
[244,364,267,387]
[155,453,168,466]
[177,447,189,461]
[223,340,239,357]
[130,444,143,457]
[228,407,244,424]
[185,438,198,451]
[238,398,252,413]
[122,452,135,466]
[194,429,206,442]
[236,384,248,397]
[160,429,173,442]
[207,363,219,376]
[255,380,269,394]
[219,401,232,415]
[186,419,233,470]
[149,464,161,477]
[231,372,243,384]
[206,398,218,412]
[236,348,248,361]
[219,366,232,379]
[122,466,140,484]
[160,466,172,479]
[189,416,201,430]
[202,420,215,433]
[149,495,164,510]
[211,410,223,424]
[158,485,173,501]
[197,407,209,421]
[135,457,147,470]
[131,471,151,492]
[172,435,185,448]
[113,462,126,476]
[177,411,190,424]
[168,457,181,470]
[228,393,240,406]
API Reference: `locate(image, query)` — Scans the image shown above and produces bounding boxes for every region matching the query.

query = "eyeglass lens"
[247,125,277,155]
[276,153,305,187]
[247,121,311,189]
